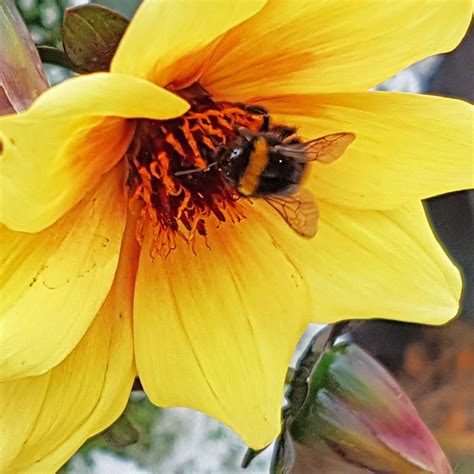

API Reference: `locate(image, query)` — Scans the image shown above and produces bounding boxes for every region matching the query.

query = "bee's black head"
[217,136,252,187]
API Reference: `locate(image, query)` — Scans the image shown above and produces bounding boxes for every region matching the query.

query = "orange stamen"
[126,94,264,258]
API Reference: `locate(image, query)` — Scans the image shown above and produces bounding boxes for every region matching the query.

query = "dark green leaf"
[62,4,129,73]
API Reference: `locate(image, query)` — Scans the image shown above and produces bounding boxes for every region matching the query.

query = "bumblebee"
[176,107,355,237]
[217,108,355,237]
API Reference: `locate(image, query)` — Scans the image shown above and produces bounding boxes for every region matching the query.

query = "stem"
[36,46,86,73]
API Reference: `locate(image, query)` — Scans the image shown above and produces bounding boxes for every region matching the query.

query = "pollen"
[126,84,264,258]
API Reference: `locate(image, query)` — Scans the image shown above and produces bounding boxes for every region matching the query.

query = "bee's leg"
[174,162,217,177]
[174,147,217,177]
[240,104,270,132]
[260,113,270,132]
[244,104,268,115]
[250,110,269,133]
[236,103,268,116]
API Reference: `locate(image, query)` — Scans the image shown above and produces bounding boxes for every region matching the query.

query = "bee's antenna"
[174,162,217,177]
[234,126,255,142]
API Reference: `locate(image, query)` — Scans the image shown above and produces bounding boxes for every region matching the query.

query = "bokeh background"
[15,1,473,472]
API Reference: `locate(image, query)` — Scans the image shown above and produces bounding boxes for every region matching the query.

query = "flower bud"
[288,343,452,473]
[102,413,139,449]
[0,0,48,114]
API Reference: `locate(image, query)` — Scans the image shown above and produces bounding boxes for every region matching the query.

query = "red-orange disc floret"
[126,88,264,258]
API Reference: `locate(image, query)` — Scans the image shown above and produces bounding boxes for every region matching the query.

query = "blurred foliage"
[58,395,162,473]
[82,395,161,462]
[90,0,141,18]
[15,0,140,47]
[60,395,260,473]
[15,0,66,46]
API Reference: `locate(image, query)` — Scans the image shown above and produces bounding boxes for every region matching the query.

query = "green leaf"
[62,4,129,73]
[270,430,295,474]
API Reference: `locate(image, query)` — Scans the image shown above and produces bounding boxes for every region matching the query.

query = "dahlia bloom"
[0,1,472,471]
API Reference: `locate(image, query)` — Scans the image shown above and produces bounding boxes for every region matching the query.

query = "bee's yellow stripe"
[238,137,269,196]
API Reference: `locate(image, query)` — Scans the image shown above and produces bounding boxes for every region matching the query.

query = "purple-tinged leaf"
[0,0,48,113]
[289,343,452,473]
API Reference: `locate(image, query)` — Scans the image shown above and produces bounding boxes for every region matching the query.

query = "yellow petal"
[202,0,472,101]
[255,199,461,325]
[0,72,188,232]
[0,229,135,473]
[134,205,310,449]
[111,0,266,86]
[262,92,474,209]
[0,164,127,381]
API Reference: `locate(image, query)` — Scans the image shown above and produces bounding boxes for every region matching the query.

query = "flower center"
[126,84,265,257]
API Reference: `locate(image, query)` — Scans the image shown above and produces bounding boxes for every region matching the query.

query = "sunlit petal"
[134,204,310,449]
[255,200,461,325]
[0,236,135,472]
[112,0,266,86]
[0,165,127,381]
[202,0,472,101]
[0,72,188,232]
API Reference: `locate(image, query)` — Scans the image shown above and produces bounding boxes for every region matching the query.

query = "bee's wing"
[264,189,319,237]
[276,132,355,164]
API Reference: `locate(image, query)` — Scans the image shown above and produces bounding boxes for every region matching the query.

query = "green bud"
[289,343,452,473]
[102,413,139,449]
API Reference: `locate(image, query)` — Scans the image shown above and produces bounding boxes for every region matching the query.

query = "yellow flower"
[1,0,472,471]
